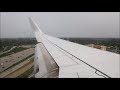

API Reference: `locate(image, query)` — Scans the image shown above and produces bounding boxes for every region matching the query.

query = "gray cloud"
[0,12,119,38]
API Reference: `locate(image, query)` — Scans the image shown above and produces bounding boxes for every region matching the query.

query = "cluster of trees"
[62,38,120,46]
[0,38,37,47]
[61,38,120,54]
[0,38,119,54]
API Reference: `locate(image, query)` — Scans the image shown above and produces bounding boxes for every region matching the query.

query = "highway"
[0,48,34,72]
[0,56,34,78]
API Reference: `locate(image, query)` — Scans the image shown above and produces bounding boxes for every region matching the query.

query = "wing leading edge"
[29,17,120,78]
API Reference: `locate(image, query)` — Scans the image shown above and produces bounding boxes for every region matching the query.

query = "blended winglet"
[29,17,43,34]
[29,17,44,42]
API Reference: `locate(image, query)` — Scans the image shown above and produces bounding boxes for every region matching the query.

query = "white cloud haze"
[0,12,119,38]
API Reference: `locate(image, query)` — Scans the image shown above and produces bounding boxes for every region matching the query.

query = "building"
[87,44,107,51]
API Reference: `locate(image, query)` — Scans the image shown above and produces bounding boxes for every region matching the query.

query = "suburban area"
[0,38,37,78]
[0,38,119,78]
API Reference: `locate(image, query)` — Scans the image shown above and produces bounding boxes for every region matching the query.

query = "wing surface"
[29,17,120,78]
[44,35,120,78]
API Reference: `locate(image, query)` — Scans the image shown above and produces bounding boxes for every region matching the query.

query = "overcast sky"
[0,12,119,38]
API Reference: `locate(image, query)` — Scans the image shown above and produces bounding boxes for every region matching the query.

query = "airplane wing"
[29,17,120,78]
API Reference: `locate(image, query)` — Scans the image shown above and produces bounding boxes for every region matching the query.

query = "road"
[5,60,34,78]
[0,48,34,72]
[0,56,34,78]
[0,46,16,55]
